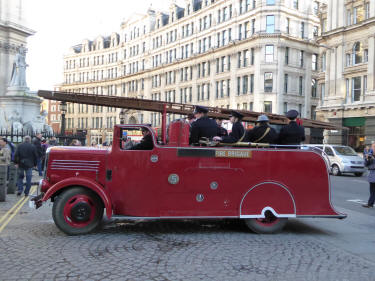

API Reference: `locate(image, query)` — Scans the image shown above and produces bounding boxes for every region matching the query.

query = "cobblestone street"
[1,175,375,281]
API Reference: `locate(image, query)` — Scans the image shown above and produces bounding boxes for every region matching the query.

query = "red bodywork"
[39,122,345,220]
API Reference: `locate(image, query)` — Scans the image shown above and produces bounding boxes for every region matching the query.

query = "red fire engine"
[32,91,345,235]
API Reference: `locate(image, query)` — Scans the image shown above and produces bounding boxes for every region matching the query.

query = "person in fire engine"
[186,113,195,126]
[245,115,278,144]
[14,136,38,197]
[129,126,154,150]
[189,106,218,145]
[363,142,375,208]
[278,109,305,146]
[216,118,228,137]
[213,111,245,143]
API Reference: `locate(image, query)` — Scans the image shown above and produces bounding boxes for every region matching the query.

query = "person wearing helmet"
[245,114,278,144]
[213,111,245,143]
[278,110,305,145]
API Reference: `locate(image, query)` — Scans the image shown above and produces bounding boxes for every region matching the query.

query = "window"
[312,54,318,71]
[352,77,361,102]
[266,0,275,5]
[311,106,317,120]
[301,22,305,38]
[299,76,303,95]
[364,49,368,62]
[347,10,351,26]
[321,52,326,71]
[242,75,248,94]
[285,47,289,65]
[250,74,254,93]
[345,78,350,103]
[283,102,288,114]
[251,19,255,35]
[313,2,319,16]
[264,72,273,92]
[300,50,304,67]
[264,101,272,113]
[251,48,255,65]
[293,0,299,9]
[353,42,362,64]
[284,74,288,93]
[364,75,367,96]
[265,45,274,62]
[266,16,275,33]
[320,83,325,104]
[286,18,290,34]
[312,79,317,97]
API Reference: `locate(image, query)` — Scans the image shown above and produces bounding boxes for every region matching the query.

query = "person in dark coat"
[216,118,228,137]
[189,106,218,145]
[129,127,154,150]
[363,143,375,208]
[32,133,44,176]
[245,115,278,144]
[14,136,38,196]
[278,110,305,146]
[214,111,245,143]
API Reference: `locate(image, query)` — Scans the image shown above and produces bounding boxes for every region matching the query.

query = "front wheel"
[52,187,104,235]
[331,164,341,176]
[244,211,288,234]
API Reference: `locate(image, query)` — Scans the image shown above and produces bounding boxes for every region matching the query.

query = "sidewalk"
[0,169,42,211]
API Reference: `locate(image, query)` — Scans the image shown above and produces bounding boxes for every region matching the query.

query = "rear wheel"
[354,172,363,177]
[331,164,341,176]
[52,187,103,235]
[244,211,288,234]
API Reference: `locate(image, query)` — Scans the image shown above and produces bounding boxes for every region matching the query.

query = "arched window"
[353,42,362,64]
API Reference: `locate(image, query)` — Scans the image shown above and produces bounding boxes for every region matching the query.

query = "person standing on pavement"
[363,143,375,208]
[278,110,305,146]
[14,136,38,197]
[0,138,11,165]
[32,133,44,176]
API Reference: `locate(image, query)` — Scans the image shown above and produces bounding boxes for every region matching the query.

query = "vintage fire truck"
[33,120,346,235]
[32,90,345,235]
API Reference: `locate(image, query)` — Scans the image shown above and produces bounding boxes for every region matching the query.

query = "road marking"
[347,199,367,205]
[0,186,37,233]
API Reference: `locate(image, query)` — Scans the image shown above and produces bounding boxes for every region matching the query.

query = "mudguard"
[42,177,112,219]
[240,181,296,218]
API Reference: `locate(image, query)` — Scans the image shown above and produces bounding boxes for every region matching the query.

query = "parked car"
[306,144,365,177]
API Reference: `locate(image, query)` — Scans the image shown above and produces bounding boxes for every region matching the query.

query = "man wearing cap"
[189,106,218,145]
[278,110,305,146]
[213,111,245,143]
[216,118,228,137]
[129,126,154,150]
[245,115,278,144]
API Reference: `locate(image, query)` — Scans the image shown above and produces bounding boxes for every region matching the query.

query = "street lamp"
[60,102,67,135]
[119,109,125,124]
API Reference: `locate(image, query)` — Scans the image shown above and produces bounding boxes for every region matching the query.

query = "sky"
[24,0,180,91]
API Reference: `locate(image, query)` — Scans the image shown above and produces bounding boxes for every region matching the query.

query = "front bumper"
[341,164,365,173]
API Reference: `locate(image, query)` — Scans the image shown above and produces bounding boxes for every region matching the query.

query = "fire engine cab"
[34,121,345,235]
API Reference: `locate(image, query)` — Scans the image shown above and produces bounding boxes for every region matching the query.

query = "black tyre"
[244,211,288,234]
[52,187,103,235]
[354,172,363,177]
[331,164,341,176]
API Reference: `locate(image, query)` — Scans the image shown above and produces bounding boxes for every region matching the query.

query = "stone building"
[317,0,375,150]
[61,0,323,145]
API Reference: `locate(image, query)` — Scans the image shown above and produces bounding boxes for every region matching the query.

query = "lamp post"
[60,102,67,136]
[119,109,125,124]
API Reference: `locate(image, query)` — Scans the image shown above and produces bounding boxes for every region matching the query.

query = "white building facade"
[61,0,323,144]
[317,0,375,150]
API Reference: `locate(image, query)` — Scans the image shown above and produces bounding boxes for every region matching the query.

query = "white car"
[305,144,365,177]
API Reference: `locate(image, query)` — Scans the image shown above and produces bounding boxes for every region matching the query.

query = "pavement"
[0,174,374,281]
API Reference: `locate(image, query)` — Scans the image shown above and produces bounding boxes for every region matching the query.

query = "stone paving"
[0,171,375,280]
[0,196,374,281]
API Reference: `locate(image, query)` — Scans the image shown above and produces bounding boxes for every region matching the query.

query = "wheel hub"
[70,202,91,222]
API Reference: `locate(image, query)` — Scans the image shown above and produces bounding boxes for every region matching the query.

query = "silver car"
[308,144,365,177]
